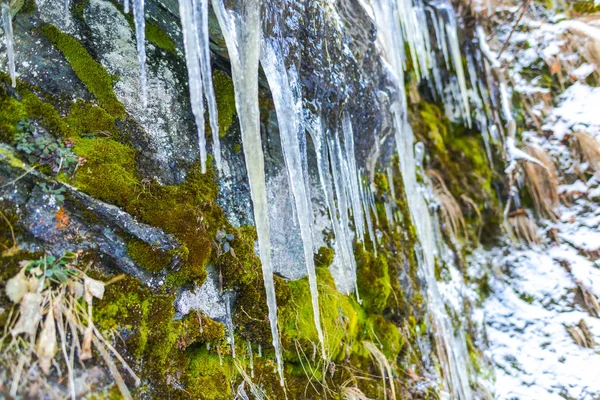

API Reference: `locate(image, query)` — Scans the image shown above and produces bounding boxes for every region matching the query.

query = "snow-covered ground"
[469,3,600,399]
[473,196,600,399]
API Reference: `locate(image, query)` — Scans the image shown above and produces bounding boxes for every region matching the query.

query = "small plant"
[13,118,78,174]
[40,182,67,205]
[2,252,139,399]
[215,229,235,257]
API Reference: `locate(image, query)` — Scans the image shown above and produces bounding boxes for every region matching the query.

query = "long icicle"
[211,0,285,386]
[132,0,147,106]
[179,0,207,172]
[261,39,326,359]
[2,4,16,88]
[195,0,222,173]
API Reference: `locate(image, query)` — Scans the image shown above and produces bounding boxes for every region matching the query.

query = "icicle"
[258,344,262,358]
[226,293,235,358]
[132,0,147,107]
[179,0,207,172]
[307,118,354,295]
[195,0,222,173]
[217,345,223,365]
[329,136,360,301]
[212,0,285,386]
[124,0,130,13]
[247,340,254,378]
[342,114,365,245]
[2,4,16,88]
[361,178,377,254]
[445,21,471,126]
[260,39,326,359]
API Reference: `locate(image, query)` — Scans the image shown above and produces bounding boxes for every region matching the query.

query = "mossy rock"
[127,238,171,273]
[40,24,125,117]
[72,137,139,207]
[356,246,391,314]
[279,266,360,363]
[211,71,236,138]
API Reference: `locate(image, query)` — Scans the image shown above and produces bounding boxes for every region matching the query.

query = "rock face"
[0,0,498,398]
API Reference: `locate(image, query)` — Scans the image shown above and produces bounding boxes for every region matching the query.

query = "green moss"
[314,246,334,268]
[280,267,360,363]
[211,71,236,138]
[0,76,75,140]
[374,172,389,193]
[19,0,37,14]
[184,348,232,399]
[356,246,391,314]
[126,164,223,283]
[40,24,125,117]
[233,143,241,154]
[72,137,138,206]
[364,314,403,361]
[66,101,117,136]
[145,22,177,54]
[127,238,171,273]
[176,311,226,349]
[572,1,600,14]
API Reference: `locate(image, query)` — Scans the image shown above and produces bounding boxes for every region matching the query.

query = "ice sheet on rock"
[176,267,227,320]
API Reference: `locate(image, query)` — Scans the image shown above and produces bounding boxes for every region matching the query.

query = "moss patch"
[211,71,236,138]
[40,24,125,117]
[127,238,171,273]
[72,137,138,206]
[280,267,360,363]
[356,246,391,314]
[145,22,177,54]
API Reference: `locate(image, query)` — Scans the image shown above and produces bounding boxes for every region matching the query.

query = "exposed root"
[508,209,540,246]
[521,144,560,220]
[426,169,467,242]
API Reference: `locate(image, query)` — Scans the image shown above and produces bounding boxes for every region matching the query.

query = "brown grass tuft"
[508,209,540,246]
[571,131,600,177]
[521,144,560,221]
[426,170,468,242]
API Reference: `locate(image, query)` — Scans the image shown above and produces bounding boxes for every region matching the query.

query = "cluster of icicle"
[0,0,487,393]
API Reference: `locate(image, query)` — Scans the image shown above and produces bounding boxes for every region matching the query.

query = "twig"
[0,166,36,188]
[497,0,533,58]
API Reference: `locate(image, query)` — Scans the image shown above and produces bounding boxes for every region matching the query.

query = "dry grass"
[342,386,372,400]
[566,319,596,348]
[0,254,138,399]
[362,341,396,400]
[508,209,540,245]
[521,144,560,221]
[571,131,600,177]
[426,170,467,242]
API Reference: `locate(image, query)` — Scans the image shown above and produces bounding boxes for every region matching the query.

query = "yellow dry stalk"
[521,144,560,221]
[572,131,600,177]
[508,211,540,246]
[362,341,397,400]
[426,169,468,242]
